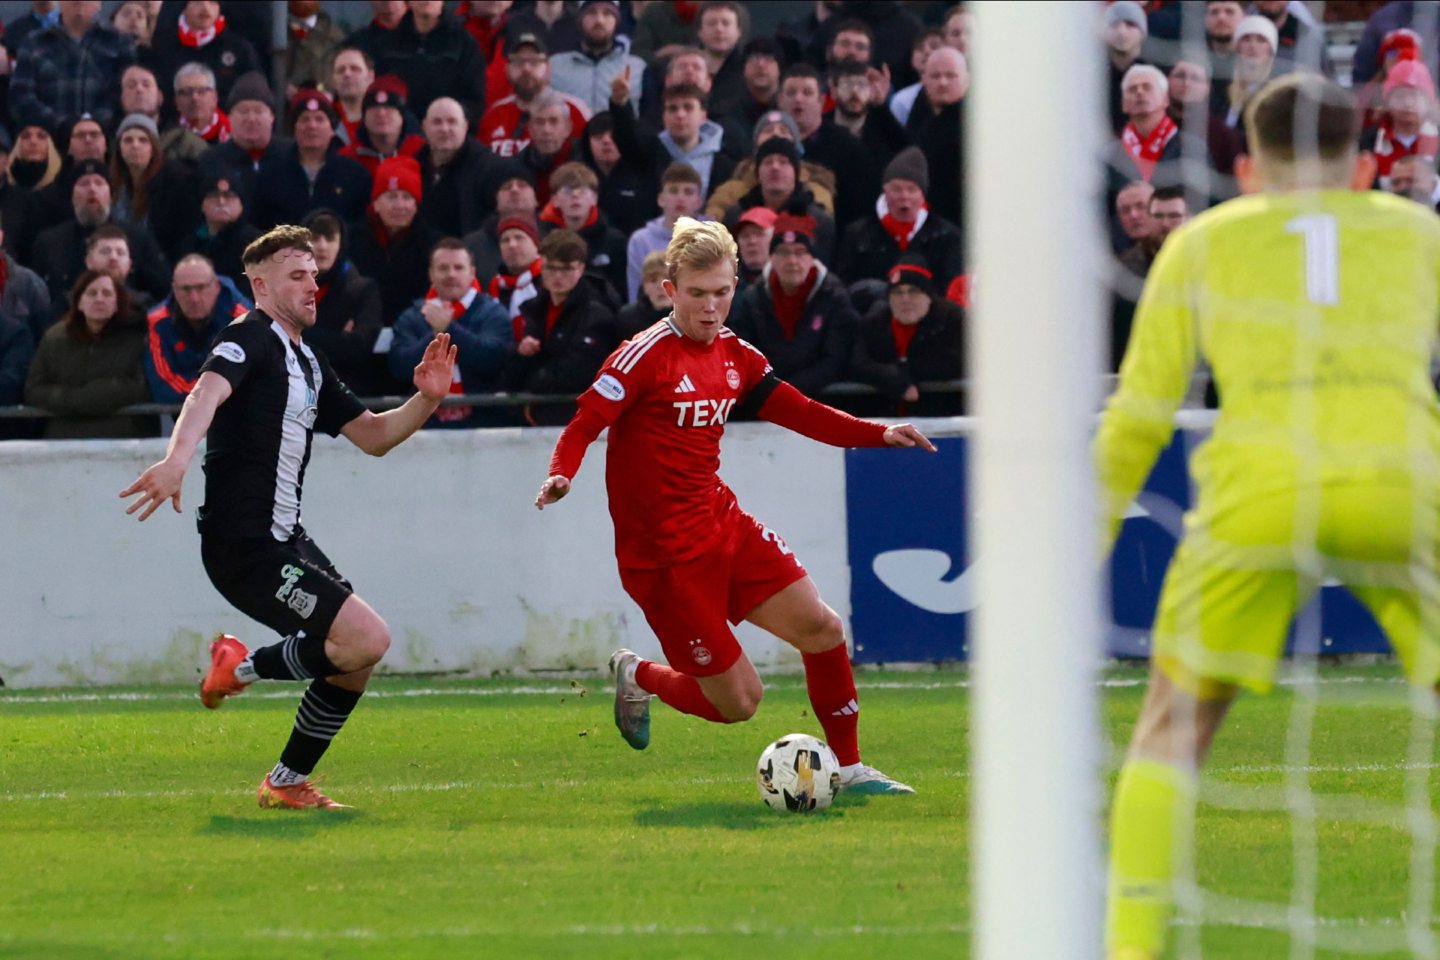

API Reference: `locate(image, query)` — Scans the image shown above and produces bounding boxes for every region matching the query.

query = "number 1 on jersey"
[1285,213,1340,306]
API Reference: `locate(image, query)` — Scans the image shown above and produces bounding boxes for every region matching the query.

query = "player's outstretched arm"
[119,370,233,521]
[758,378,937,452]
[342,333,457,456]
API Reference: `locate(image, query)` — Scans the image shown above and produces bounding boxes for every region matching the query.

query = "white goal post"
[969,4,1105,959]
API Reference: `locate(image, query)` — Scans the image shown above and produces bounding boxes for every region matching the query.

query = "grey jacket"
[549,40,646,118]
[3,253,53,343]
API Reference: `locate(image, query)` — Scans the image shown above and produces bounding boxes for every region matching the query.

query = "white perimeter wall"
[0,424,862,688]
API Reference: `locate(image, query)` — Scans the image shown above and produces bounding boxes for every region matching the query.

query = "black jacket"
[147,26,261,107]
[306,259,385,396]
[115,159,203,262]
[175,217,262,298]
[836,211,966,289]
[200,138,293,223]
[908,96,965,229]
[538,210,629,302]
[849,297,965,416]
[727,262,857,398]
[417,139,516,239]
[346,216,444,325]
[370,12,487,119]
[616,297,668,340]
[254,144,373,231]
[0,310,35,406]
[799,119,880,231]
[607,90,739,204]
[578,116,652,235]
[509,278,619,425]
[32,216,170,304]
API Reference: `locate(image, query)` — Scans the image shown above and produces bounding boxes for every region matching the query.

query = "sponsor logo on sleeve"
[594,373,625,401]
[212,341,246,364]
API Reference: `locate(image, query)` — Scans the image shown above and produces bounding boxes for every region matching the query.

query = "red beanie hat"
[372,156,422,204]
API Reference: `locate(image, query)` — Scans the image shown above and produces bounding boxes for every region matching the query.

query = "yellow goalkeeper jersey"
[1097,189,1440,544]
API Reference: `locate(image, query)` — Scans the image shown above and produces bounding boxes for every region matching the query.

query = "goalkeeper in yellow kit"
[1100,73,1440,959]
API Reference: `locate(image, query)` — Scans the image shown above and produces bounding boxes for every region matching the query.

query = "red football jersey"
[557,318,774,569]
[478,94,592,158]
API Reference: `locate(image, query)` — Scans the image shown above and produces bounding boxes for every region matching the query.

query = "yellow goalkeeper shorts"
[1152,484,1440,695]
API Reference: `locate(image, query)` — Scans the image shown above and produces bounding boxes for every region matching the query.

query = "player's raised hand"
[534,475,571,510]
[882,423,937,452]
[414,332,457,401]
[119,458,187,521]
[611,64,632,105]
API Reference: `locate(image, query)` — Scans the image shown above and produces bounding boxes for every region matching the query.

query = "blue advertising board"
[845,430,1392,664]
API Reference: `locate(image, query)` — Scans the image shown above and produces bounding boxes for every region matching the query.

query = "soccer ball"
[756,734,841,813]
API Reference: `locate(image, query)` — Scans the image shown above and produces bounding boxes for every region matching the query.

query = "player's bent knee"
[718,690,762,722]
[794,608,845,654]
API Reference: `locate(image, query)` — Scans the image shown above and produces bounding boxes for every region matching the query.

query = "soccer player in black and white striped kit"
[121,225,457,810]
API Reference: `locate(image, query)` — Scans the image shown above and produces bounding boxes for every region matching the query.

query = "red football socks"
[635,660,729,723]
[803,644,862,766]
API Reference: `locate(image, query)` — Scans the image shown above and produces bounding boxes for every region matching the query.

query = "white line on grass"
[0,672,1404,705]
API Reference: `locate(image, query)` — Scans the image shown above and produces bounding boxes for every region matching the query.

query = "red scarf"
[290,16,315,41]
[1373,117,1440,177]
[1120,113,1177,181]
[540,200,598,230]
[489,257,542,300]
[545,299,564,337]
[425,280,482,422]
[183,110,232,144]
[178,13,225,48]
[675,1,702,23]
[877,196,929,252]
[890,317,918,358]
[769,266,818,341]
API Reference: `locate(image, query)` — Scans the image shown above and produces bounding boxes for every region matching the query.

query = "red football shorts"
[618,509,809,677]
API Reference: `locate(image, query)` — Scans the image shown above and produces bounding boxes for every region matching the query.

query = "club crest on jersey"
[725,368,741,389]
[689,638,712,666]
[594,373,625,401]
[212,341,245,364]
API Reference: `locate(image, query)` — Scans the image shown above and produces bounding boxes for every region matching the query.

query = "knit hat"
[1105,1,1148,37]
[755,135,802,177]
[888,251,936,298]
[69,157,108,187]
[227,71,275,113]
[287,88,339,131]
[736,205,777,233]
[741,36,782,65]
[200,170,242,198]
[752,109,803,149]
[882,146,929,193]
[497,215,540,246]
[579,0,620,14]
[1380,28,1422,64]
[372,156,422,204]
[363,75,409,116]
[116,113,160,141]
[1234,15,1278,54]
[1385,58,1437,101]
[770,211,817,252]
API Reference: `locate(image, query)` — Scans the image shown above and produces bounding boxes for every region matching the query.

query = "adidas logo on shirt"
[674,375,696,394]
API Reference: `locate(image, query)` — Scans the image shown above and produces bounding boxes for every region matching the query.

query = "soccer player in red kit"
[534,218,935,794]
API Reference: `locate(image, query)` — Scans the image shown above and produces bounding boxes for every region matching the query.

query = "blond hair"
[664,217,737,282]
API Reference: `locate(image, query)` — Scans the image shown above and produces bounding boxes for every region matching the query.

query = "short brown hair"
[84,223,129,254]
[661,162,703,190]
[663,82,709,111]
[242,224,315,268]
[548,161,598,193]
[539,228,588,265]
[1244,73,1358,165]
[430,236,473,265]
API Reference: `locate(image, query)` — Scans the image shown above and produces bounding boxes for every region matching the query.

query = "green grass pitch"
[1,665,1436,958]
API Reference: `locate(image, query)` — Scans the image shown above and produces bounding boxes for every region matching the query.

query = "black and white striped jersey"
[196,310,366,541]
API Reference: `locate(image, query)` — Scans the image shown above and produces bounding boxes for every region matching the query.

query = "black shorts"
[201,532,353,641]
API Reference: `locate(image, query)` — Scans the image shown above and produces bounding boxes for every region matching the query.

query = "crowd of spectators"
[1102,0,1440,373]
[0,0,974,438]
